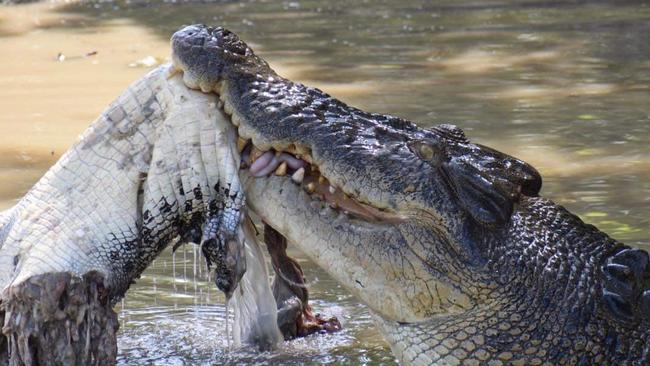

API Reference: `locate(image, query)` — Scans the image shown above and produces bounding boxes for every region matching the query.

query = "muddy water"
[2,1,650,364]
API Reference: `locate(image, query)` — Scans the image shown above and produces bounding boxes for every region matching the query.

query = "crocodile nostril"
[189,36,205,46]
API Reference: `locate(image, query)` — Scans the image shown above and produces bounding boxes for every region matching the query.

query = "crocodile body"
[0,66,254,364]
[171,25,650,365]
[0,66,244,297]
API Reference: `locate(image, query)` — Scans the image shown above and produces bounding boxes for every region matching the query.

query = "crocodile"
[0,66,246,300]
[171,24,650,365]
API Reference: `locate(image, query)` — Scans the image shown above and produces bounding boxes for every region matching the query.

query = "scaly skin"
[0,65,245,299]
[0,64,323,364]
[172,25,650,365]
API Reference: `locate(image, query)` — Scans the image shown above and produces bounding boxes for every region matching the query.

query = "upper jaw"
[170,65,413,221]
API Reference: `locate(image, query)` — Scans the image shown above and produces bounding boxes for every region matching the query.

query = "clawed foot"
[264,224,342,340]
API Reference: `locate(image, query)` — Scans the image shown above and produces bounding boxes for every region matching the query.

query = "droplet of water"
[193,244,198,278]
[183,244,188,281]
[172,250,177,291]
[225,299,231,351]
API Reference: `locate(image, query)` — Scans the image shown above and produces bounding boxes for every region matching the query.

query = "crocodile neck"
[378,197,650,365]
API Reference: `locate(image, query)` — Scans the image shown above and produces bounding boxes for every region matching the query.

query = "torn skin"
[264,224,341,339]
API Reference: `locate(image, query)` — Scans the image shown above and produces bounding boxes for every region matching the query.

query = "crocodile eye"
[419,144,435,160]
[408,140,444,166]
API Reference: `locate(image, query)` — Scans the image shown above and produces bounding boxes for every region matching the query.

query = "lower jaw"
[241,170,345,240]
[241,171,424,322]
[241,170,360,286]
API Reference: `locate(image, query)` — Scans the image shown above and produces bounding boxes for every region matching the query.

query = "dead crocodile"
[0,66,246,299]
[171,24,650,365]
[0,66,296,364]
[0,67,243,363]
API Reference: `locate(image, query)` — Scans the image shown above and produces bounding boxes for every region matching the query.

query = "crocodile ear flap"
[444,164,514,227]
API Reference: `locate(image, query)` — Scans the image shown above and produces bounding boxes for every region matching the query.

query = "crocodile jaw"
[241,171,475,323]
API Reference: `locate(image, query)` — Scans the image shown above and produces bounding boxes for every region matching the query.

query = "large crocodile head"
[172,25,650,365]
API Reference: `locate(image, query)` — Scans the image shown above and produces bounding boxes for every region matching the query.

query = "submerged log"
[0,272,118,366]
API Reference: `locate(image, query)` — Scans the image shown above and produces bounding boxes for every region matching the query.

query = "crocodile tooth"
[250,146,265,162]
[329,185,336,194]
[214,80,223,93]
[200,82,212,93]
[224,102,233,115]
[237,137,249,153]
[275,162,288,176]
[284,144,297,155]
[231,113,243,126]
[296,146,313,163]
[306,182,316,194]
[291,168,305,184]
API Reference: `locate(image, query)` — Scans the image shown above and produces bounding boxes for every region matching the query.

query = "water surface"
[1,1,650,364]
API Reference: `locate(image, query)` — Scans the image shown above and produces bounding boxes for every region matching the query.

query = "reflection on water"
[1,0,650,364]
